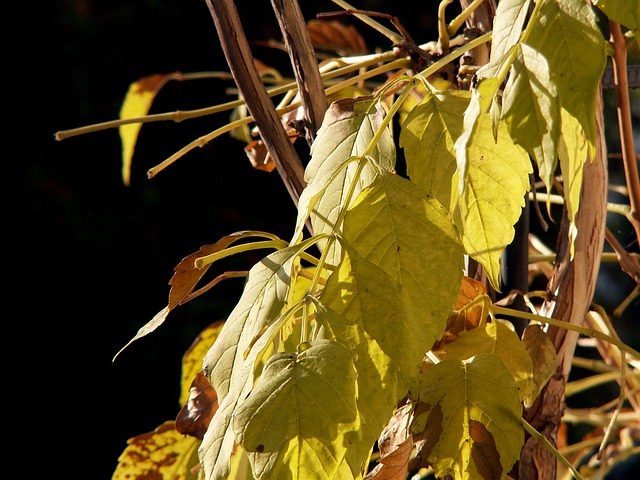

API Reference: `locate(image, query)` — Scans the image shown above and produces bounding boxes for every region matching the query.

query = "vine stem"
[609,21,640,240]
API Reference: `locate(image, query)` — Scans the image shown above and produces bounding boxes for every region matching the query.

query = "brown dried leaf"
[245,140,276,172]
[411,403,443,470]
[366,403,414,479]
[308,19,368,56]
[176,370,218,440]
[432,276,491,349]
[112,421,200,480]
[365,436,413,480]
[168,232,263,311]
[469,419,503,480]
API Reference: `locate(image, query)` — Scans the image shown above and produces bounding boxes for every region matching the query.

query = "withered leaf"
[432,276,490,350]
[176,370,218,440]
[168,232,262,311]
[308,19,368,56]
[412,403,443,470]
[470,419,503,480]
[366,403,413,479]
[364,436,413,480]
[245,140,276,172]
[112,420,200,480]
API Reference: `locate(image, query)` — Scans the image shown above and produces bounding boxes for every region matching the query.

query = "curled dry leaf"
[432,276,491,350]
[308,19,368,56]
[176,370,218,440]
[245,140,276,172]
[365,402,414,480]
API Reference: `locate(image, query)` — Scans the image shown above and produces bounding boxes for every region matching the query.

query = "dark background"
[16,1,637,479]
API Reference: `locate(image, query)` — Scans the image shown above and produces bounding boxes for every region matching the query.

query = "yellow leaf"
[451,116,532,291]
[119,73,181,186]
[112,421,200,480]
[413,354,523,479]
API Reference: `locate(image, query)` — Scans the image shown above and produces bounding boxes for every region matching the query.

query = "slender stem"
[521,418,585,480]
[447,0,487,37]
[194,239,289,269]
[491,305,640,359]
[329,0,404,44]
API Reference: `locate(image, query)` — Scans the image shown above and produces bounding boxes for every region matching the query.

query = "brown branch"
[271,0,326,144]
[609,21,640,240]
[204,0,306,205]
[520,86,609,480]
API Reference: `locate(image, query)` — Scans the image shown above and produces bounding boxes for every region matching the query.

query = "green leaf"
[400,90,470,207]
[233,340,360,480]
[293,96,395,253]
[527,0,607,160]
[502,43,560,197]
[439,320,534,403]
[452,117,532,291]
[413,354,524,479]
[593,0,640,30]
[343,173,465,345]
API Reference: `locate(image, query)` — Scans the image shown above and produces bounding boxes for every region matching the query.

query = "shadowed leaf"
[522,324,557,407]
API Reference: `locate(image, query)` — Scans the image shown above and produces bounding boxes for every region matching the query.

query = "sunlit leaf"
[489,0,532,63]
[558,108,588,258]
[451,115,532,291]
[292,96,395,256]
[343,173,465,350]
[319,253,403,477]
[413,354,524,479]
[200,240,315,480]
[593,0,639,30]
[527,0,607,160]
[438,320,534,402]
[119,72,181,186]
[233,340,360,480]
[452,77,502,202]
[113,421,200,480]
[502,43,560,196]
[400,90,470,207]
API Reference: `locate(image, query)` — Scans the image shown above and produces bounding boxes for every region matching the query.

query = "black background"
[15,1,637,479]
